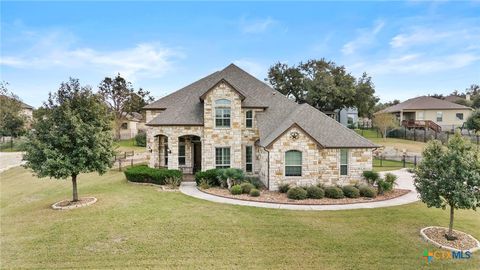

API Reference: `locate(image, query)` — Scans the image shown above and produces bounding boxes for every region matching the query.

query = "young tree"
[0,82,26,140]
[414,133,480,240]
[266,59,378,114]
[466,110,480,132]
[23,78,115,202]
[98,74,153,140]
[372,113,397,140]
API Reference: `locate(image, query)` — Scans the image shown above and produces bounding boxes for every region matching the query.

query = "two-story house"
[144,64,376,190]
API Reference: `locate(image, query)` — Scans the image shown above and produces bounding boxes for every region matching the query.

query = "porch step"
[182,174,195,182]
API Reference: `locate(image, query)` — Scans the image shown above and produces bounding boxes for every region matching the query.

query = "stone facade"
[262,126,372,191]
[146,84,372,191]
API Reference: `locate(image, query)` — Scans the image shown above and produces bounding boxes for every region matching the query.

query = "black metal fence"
[373,155,420,169]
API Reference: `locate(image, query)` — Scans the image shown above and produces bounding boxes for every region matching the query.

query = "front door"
[193,142,201,173]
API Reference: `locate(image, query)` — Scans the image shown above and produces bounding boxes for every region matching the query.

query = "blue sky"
[1,1,480,108]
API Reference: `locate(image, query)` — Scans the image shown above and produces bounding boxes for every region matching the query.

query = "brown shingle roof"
[145,64,377,148]
[377,96,472,113]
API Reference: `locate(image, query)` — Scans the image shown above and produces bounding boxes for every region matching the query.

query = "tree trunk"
[72,174,79,202]
[446,204,456,240]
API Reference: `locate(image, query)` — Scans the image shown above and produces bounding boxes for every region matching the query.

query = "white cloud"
[1,29,184,80]
[239,16,277,33]
[341,20,385,55]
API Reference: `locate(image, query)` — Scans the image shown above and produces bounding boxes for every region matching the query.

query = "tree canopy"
[414,133,480,240]
[98,74,153,140]
[466,110,480,132]
[23,78,115,201]
[267,59,378,117]
[0,82,25,137]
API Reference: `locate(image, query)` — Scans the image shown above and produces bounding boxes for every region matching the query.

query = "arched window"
[285,150,302,176]
[215,99,231,128]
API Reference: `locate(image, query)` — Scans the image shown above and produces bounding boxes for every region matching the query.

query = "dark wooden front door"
[193,142,201,172]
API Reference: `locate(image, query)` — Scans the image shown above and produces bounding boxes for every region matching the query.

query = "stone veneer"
[261,126,373,191]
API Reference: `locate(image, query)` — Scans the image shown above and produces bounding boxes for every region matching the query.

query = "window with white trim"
[436,111,443,122]
[245,146,253,173]
[215,99,231,128]
[285,150,302,176]
[340,149,348,176]
[246,110,253,128]
[456,113,464,120]
[417,111,424,120]
[215,147,230,169]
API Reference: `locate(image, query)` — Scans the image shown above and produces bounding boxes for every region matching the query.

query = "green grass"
[1,167,479,269]
[356,129,427,154]
[373,158,415,172]
[114,138,146,153]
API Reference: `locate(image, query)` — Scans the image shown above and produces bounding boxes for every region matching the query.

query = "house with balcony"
[143,64,376,190]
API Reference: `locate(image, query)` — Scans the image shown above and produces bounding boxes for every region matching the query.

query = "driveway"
[180,168,419,211]
[0,152,25,173]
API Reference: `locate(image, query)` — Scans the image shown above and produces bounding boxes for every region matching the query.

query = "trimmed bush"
[278,183,290,193]
[240,183,255,194]
[195,169,221,186]
[360,186,377,198]
[306,186,324,199]
[249,188,260,197]
[230,185,242,195]
[362,171,380,185]
[287,187,308,200]
[342,185,360,198]
[324,186,345,199]
[245,176,264,189]
[124,165,182,185]
[134,131,146,147]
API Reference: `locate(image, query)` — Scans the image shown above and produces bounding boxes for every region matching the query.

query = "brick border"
[420,226,480,253]
[51,197,97,210]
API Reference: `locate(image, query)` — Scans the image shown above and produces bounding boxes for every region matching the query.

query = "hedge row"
[124,165,182,185]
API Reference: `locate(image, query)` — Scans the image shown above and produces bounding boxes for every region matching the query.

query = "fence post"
[119,160,122,171]
[477,135,479,146]
[380,156,383,167]
[414,156,417,168]
[404,128,407,140]
[402,155,406,168]
[424,129,427,142]
[447,132,450,142]
[413,128,416,141]
[124,152,127,159]
[131,159,133,167]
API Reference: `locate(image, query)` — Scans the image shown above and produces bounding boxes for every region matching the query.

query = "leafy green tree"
[23,78,115,202]
[266,59,378,116]
[0,82,25,138]
[414,133,480,240]
[98,74,153,140]
[471,95,480,109]
[466,110,480,132]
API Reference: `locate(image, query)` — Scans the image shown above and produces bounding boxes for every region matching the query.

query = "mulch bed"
[422,227,480,252]
[200,187,410,205]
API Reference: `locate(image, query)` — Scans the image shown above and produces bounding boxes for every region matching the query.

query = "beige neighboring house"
[377,96,473,132]
[143,64,376,190]
[20,101,34,121]
[119,112,146,140]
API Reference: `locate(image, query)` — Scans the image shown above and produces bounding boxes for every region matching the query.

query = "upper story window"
[456,113,464,120]
[285,150,302,176]
[436,111,443,122]
[340,149,349,176]
[215,99,231,128]
[121,123,128,129]
[245,110,253,128]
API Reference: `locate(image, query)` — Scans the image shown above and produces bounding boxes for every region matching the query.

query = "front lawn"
[1,167,479,269]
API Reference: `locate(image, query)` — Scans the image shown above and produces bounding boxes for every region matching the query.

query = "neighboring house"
[144,64,376,191]
[20,101,34,121]
[377,96,473,132]
[326,107,358,127]
[119,112,145,140]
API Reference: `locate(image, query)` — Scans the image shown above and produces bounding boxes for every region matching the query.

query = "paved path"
[0,152,24,173]
[180,169,419,211]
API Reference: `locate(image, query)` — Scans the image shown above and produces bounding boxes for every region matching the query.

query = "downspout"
[262,146,270,190]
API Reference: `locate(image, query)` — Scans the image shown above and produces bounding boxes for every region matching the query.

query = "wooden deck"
[402,120,441,132]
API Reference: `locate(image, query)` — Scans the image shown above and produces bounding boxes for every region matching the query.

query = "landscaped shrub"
[324,186,345,199]
[217,168,244,188]
[244,176,264,189]
[362,171,380,185]
[198,178,210,189]
[124,165,182,185]
[240,183,255,194]
[342,185,360,198]
[249,188,260,197]
[287,187,308,200]
[360,186,377,198]
[195,169,221,186]
[165,175,182,189]
[230,184,243,195]
[278,183,290,193]
[384,173,397,190]
[306,186,324,199]
[134,131,146,147]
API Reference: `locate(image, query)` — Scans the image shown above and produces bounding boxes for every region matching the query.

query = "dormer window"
[215,99,231,128]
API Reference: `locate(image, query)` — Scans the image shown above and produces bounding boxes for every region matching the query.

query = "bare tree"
[373,113,397,140]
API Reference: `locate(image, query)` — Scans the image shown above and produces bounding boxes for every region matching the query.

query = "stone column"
[149,134,159,168]
[168,136,179,170]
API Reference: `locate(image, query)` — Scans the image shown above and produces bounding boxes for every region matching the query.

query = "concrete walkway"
[179,169,419,211]
[0,152,25,173]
